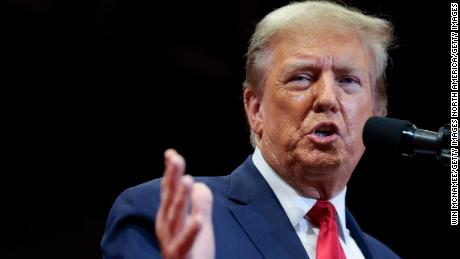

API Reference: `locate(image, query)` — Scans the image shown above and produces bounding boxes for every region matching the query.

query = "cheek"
[262,91,313,149]
[342,96,373,146]
[266,91,311,126]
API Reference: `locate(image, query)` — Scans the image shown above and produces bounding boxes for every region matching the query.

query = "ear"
[244,87,264,137]
[372,100,387,117]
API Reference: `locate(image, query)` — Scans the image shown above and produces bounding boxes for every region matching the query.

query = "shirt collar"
[252,147,349,242]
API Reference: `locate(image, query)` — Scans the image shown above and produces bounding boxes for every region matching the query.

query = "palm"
[155,149,215,259]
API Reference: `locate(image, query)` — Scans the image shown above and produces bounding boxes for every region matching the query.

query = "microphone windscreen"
[363,116,413,154]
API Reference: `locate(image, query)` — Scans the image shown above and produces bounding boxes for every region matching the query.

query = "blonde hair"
[243,1,394,146]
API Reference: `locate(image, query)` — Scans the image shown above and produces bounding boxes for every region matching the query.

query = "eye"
[337,75,362,93]
[288,74,313,83]
[339,76,359,85]
[286,74,314,90]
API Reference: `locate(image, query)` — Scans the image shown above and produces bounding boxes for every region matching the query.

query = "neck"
[256,146,350,200]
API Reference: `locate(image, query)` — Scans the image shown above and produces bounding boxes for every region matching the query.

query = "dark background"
[2,0,457,258]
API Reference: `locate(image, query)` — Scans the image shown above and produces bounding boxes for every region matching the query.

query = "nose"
[312,73,339,113]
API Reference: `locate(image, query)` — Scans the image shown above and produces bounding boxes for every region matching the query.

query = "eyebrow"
[281,56,365,77]
[332,60,364,75]
[282,56,323,74]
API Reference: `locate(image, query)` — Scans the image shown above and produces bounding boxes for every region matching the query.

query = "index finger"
[158,149,186,219]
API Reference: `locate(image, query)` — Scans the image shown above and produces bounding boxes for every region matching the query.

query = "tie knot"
[307,200,337,226]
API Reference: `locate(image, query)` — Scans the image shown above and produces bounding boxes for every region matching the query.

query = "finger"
[162,149,185,201]
[167,183,213,257]
[191,182,213,221]
[172,213,202,256]
[167,175,193,236]
[156,149,176,238]
[156,149,186,244]
[157,149,174,226]
[163,150,186,215]
[159,149,186,222]
[190,183,215,258]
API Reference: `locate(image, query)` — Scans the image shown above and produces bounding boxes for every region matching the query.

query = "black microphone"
[363,116,451,165]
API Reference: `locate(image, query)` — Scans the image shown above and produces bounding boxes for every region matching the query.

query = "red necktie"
[307,200,346,259]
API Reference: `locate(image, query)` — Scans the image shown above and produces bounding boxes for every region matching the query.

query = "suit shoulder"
[195,175,231,195]
[122,175,231,198]
[105,175,230,222]
[111,178,163,214]
[100,178,163,259]
[362,232,401,259]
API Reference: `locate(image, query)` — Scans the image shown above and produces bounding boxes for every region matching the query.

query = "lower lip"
[307,133,338,145]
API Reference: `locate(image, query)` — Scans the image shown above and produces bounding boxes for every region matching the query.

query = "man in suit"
[101,1,400,258]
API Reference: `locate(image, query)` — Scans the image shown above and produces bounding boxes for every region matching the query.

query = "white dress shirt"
[252,148,365,259]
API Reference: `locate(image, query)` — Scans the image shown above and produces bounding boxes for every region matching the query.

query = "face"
[245,30,375,198]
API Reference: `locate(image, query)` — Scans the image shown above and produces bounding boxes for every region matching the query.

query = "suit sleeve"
[101,180,162,259]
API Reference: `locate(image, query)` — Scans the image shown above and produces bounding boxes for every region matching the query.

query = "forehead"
[269,29,371,72]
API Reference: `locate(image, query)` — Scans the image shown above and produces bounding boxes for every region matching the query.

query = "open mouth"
[308,122,340,144]
[313,125,337,137]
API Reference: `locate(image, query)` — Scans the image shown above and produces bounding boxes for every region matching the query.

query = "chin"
[296,150,342,171]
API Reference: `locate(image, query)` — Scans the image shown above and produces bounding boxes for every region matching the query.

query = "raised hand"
[155,149,215,259]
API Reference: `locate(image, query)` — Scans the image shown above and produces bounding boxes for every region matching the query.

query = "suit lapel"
[346,209,374,259]
[227,157,308,259]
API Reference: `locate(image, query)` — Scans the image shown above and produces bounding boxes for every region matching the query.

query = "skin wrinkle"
[245,29,375,200]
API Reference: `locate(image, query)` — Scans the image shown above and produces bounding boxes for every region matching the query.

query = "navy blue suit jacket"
[101,156,400,259]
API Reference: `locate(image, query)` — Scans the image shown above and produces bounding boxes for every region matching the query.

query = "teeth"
[315,131,328,137]
[312,124,337,138]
